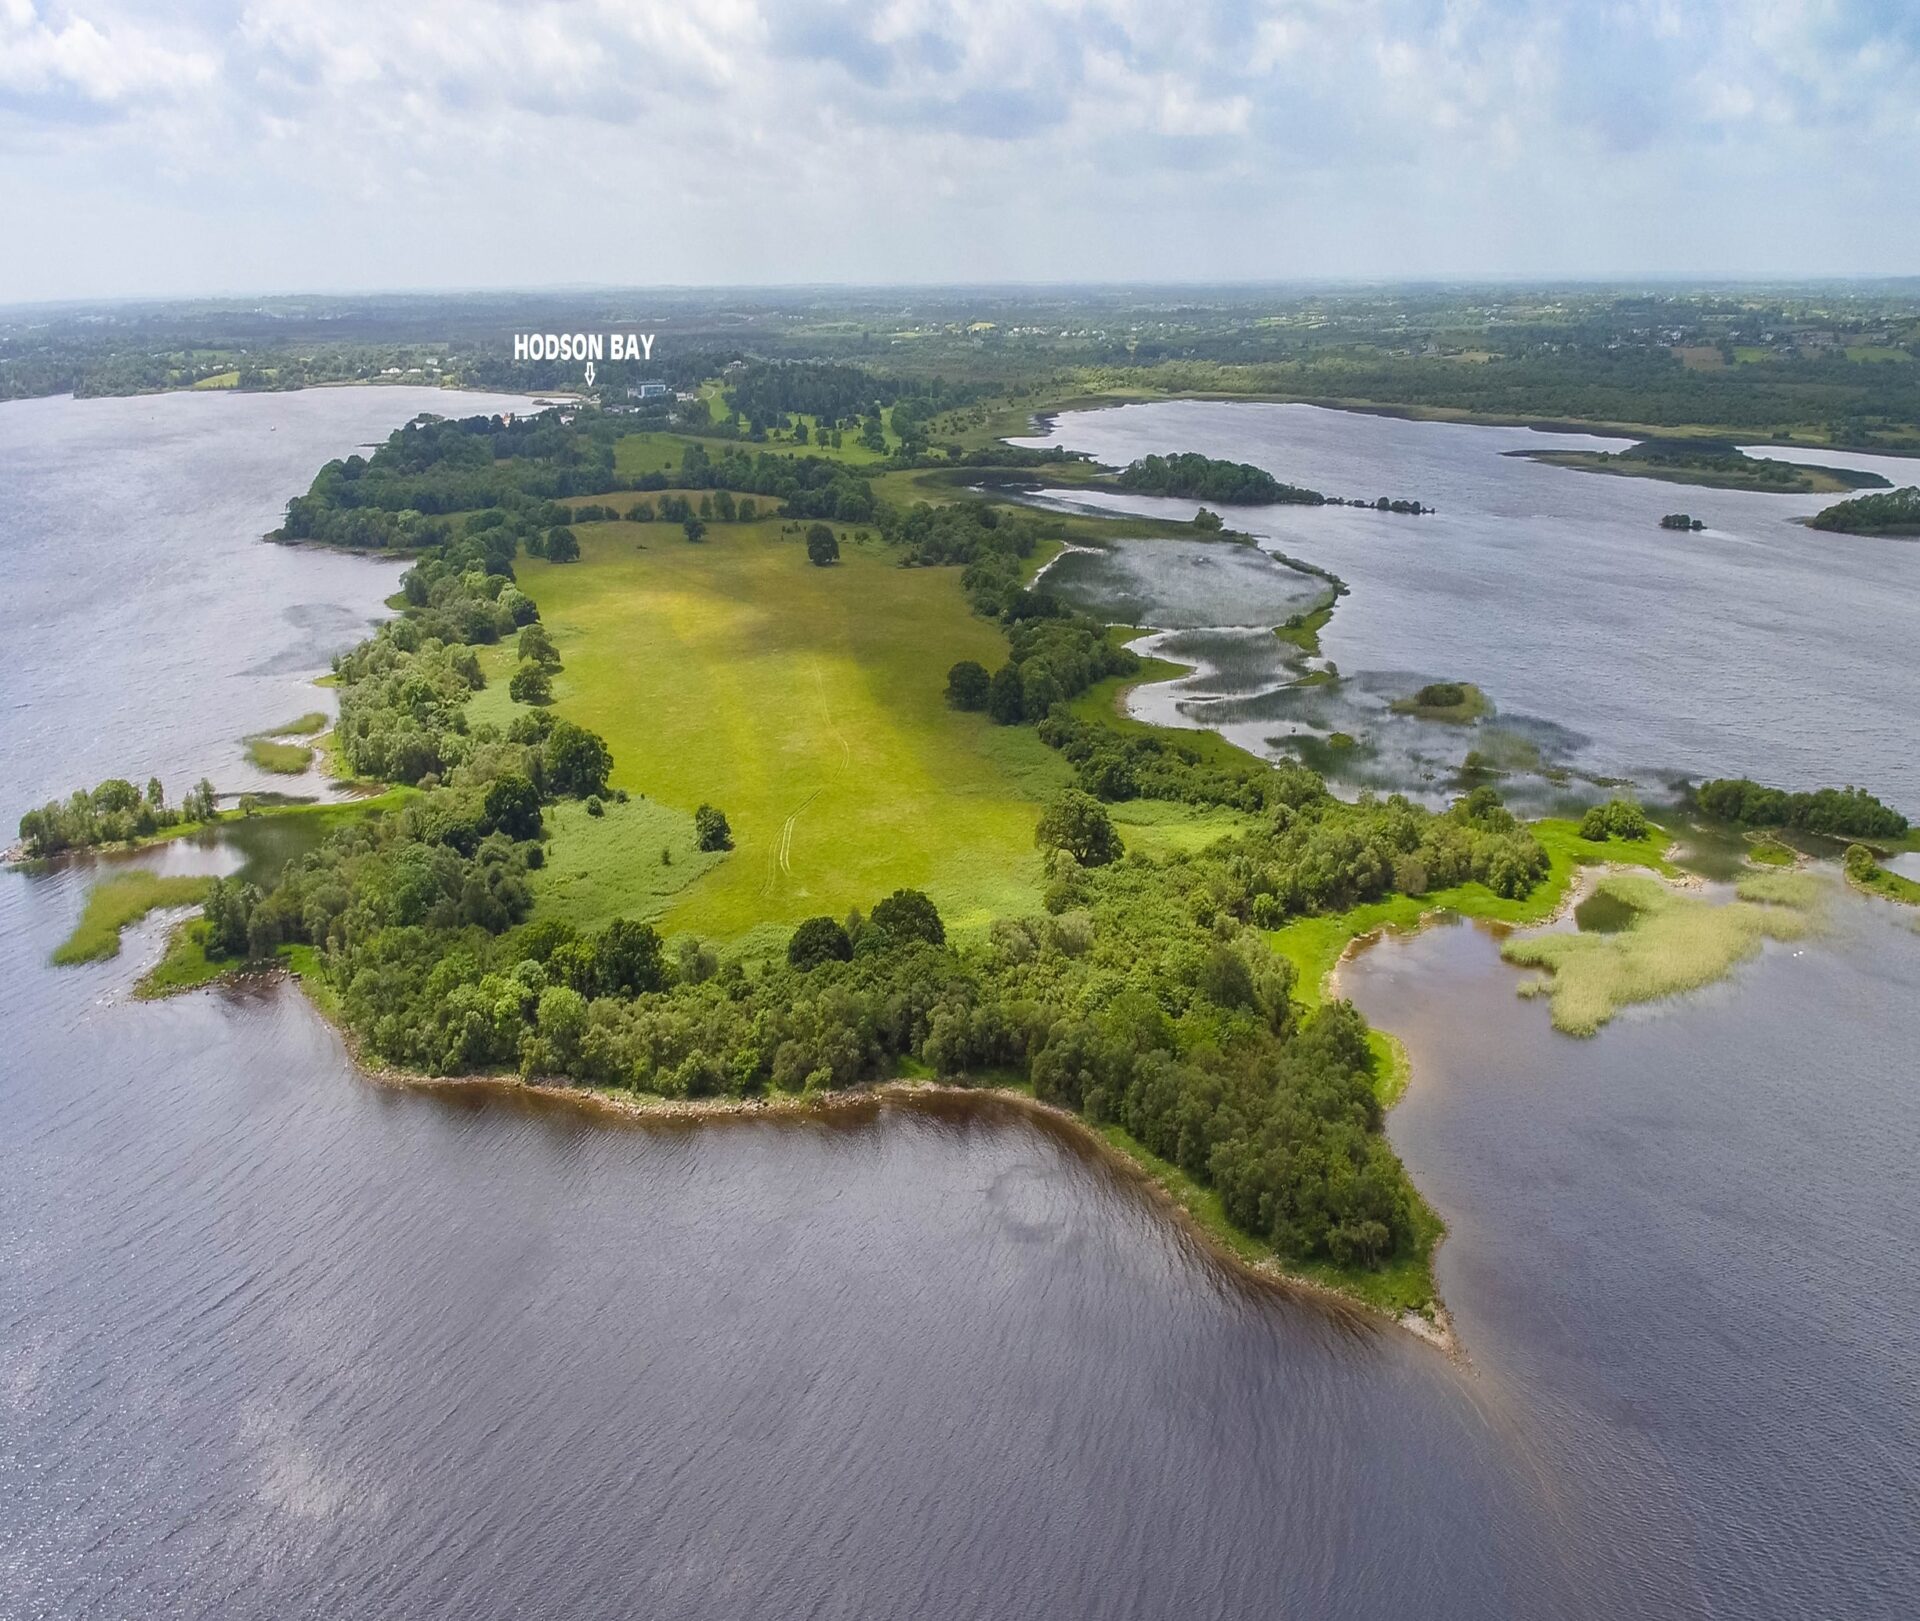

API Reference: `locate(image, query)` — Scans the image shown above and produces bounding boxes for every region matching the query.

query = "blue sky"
[1,0,1915,302]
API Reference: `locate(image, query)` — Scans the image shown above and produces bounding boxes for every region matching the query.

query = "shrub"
[694,804,733,852]
[1579,797,1649,842]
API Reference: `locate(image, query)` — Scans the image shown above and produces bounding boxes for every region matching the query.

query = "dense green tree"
[518,622,561,670]
[202,877,262,958]
[546,526,581,563]
[1035,789,1122,867]
[986,663,1025,724]
[596,918,667,996]
[788,915,854,970]
[508,661,553,704]
[544,721,612,798]
[945,660,991,710]
[482,774,543,840]
[867,887,944,947]
[806,523,841,566]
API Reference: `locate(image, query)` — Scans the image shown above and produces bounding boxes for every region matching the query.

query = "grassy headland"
[53,872,214,965]
[1807,486,1920,537]
[61,366,1910,1335]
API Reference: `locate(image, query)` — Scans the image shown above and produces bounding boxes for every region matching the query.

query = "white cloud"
[0,0,217,104]
[0,0,1915,299]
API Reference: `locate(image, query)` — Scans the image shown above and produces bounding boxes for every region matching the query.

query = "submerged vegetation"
[1502,871,1823,1036]
[246,738,314,774]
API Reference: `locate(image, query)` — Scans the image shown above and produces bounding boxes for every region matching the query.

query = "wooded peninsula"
[17,353,1917,1328]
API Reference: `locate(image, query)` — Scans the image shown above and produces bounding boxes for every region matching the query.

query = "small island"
[1512,437,1890,495]
[1807,485,1920,537]
[1660,513,1706,531]
[1389,680,1490,723]
[1108,452,1429,514]
[1114,452,1326,505]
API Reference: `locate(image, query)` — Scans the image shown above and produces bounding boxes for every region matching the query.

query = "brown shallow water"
[3,856,1600,1620]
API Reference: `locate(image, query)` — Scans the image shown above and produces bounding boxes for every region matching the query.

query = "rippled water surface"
[1345,897,1920,1621]
[5,392,1919,1619]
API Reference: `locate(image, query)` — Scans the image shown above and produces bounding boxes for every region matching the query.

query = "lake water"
[4,390,1918,1618]
[0,387,532,809]
[1343,896,1920,1621]
[1015,402,1920,813]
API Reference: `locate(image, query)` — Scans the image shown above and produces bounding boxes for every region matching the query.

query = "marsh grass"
[1269,817,1679,1020]
[53,872,213,965]
[246,738,315,773]
[1501,871,1822,1035]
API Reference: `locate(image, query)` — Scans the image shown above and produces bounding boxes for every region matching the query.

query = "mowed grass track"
[508,518,1067,944]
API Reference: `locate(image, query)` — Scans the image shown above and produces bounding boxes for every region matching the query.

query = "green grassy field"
[527,795,724,934]
[53,872,213,965]
[614,415,900,481]
[493,516,1069,943]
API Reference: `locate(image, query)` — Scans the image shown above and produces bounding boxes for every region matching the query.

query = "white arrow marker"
[584,360,596,387]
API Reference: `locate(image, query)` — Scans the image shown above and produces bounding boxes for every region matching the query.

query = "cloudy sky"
[1,0,1915,303]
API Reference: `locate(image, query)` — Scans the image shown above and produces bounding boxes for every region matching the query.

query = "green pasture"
[495,516,1067,942]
